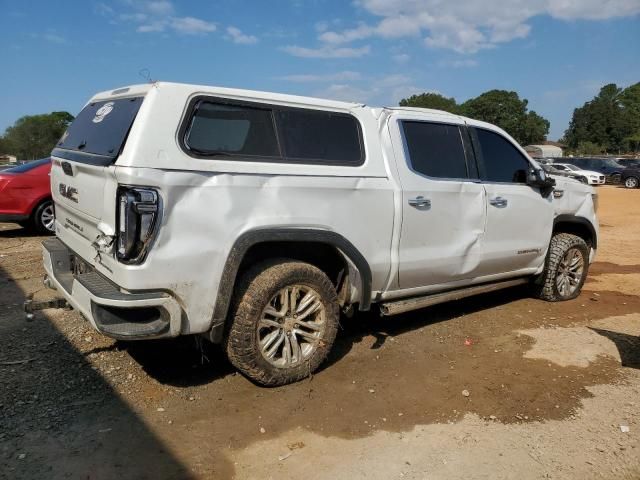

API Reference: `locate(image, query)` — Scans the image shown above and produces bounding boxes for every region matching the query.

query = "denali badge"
[92,102,114,123]
[59,183,79,203]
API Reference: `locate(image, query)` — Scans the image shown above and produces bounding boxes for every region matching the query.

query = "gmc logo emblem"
[59,183,79,203]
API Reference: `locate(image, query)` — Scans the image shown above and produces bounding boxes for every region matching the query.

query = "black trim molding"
[178,95,366,167]
[553,214,598,249]
[209,228,372,341]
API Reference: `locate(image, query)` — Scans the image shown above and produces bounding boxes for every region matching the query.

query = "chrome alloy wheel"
[556,247,585,298]
[257,285,326,368]
[41,204,55,232]
[625,177,639,188]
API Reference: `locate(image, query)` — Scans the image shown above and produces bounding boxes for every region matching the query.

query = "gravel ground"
[1,185,639,479]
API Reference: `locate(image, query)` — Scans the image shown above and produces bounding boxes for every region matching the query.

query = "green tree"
[460,90,549,145]
[399,93,461,114]
[574,141,606,156]
[1,111,74,159]
[563,82,640,153]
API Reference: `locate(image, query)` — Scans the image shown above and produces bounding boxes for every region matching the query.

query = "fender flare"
[209,228,372,339]
[553,214,597,249]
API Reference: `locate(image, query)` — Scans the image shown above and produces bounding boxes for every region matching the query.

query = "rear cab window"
[181,97,365,166]
[53,97,144,165]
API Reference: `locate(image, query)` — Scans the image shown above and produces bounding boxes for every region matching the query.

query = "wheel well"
[553,221,595,249]
[237,241,351,303]
[30,197,52,219]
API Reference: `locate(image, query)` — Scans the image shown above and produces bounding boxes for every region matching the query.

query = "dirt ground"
[1,185,639,480]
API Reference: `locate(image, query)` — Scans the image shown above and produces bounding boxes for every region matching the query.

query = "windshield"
[561,164,580,171]
[53,96,144,165]
[3,158,50,173]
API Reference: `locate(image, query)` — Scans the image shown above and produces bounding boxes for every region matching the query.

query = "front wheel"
[532,233,589,302]
[32,200,55,234]
[624,176,639,189]
[225,259,339,386]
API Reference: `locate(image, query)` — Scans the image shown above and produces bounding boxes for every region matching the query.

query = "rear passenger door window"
[401,121,469,179]
[472,128,530,183]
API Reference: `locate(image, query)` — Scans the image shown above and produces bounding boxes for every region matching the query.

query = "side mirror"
[528,168,556,197]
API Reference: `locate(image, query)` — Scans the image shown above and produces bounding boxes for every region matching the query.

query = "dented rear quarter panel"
[52,83,396,335]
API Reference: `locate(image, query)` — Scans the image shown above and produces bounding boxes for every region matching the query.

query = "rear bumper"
[42,237,182,340]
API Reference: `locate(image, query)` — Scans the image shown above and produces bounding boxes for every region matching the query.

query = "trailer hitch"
[23,298,71,321]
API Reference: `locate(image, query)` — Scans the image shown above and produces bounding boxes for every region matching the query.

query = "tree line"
[0,81,638,160]
[400,82,640,154]
[0,112,74,160]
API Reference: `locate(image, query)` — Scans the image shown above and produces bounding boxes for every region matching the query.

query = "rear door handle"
[489,196,508,208]
[408,196,431,209]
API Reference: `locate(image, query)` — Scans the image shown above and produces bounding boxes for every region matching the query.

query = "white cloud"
[226,26,258,44]
[42,33,68,44]
[31,32,68,44]
[311,74,427,107]
[392,53,410,64]
[143,0,174,16]
[278,71,362,83]
[170,17,216,34]
[282,45,371,58]
[109,1,216,36]
[317,0,640,53]
[440,58,479,68]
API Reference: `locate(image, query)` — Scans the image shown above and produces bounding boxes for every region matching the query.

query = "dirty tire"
[225,259,339,387]
[532,233,589,302]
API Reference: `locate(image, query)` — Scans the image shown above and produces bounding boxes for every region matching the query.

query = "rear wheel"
[532,233,589,302]
[32,200,55,234]
[225,259,339,386]
[624,176,639,189]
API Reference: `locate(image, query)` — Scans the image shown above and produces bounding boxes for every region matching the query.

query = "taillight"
[116,186,160,264]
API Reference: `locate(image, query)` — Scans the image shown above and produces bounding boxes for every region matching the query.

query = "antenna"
[138,68,153,83]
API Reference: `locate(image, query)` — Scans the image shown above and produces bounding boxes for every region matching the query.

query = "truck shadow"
[121,285,530,386]
[589,327,640,370]
[0,223,46,238]
[0,260,195,479]
[324,286,530,370]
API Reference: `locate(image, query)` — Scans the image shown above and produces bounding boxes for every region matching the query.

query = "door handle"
[489,196,508,208]
[408,196,431,209]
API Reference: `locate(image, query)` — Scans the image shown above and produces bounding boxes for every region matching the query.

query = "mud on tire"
[532,233,589,302]
[225,259,339,387]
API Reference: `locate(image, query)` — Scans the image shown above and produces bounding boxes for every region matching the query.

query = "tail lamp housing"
[116,186,160,264]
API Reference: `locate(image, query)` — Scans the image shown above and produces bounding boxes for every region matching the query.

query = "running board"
[380,278,529,316]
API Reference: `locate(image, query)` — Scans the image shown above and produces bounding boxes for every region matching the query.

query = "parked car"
[541,164,586,183]
[0,158,54,233]
[621,166,640,188]
[551,163,604,185]
[561,157,625,183]
[39,82,598,386]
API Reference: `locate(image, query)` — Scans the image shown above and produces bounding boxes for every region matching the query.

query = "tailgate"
[50,95,144,240]
[51,159,109,225]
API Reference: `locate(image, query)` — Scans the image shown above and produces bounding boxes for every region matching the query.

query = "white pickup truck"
[41,82,598,386]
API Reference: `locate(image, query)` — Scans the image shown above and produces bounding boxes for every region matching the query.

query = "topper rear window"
[53,97,143,165]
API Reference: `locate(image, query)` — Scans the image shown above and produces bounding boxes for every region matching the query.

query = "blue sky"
[1,0,639,140]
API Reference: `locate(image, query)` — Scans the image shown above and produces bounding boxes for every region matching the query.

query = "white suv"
[41,82,599,386]
[552,163,605,185]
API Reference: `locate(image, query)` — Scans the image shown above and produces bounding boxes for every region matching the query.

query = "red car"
[0,158,54,234]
